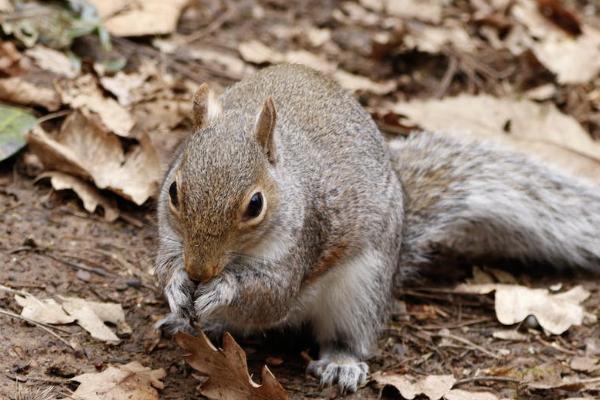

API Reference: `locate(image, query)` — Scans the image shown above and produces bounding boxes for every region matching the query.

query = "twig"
[181,1,234,44]
[454,376,520,385]
[40,253,111,277]
[0,307,74,350]
[0,284,29,296]
[434,56,458,98]
[434,330,499,359]
[419,317,494,330]
[37,110,71,124]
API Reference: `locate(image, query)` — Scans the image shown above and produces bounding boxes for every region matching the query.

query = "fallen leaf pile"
[175,331,288,400]
[15,292,130,344]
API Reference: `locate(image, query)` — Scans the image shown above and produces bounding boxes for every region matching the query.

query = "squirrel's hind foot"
[307,356,368,394]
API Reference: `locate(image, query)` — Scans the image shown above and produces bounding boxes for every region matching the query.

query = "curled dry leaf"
[391,94,600,183]
[0,75,61,111]
[71,361,165,400]
[87,0,188,37]
[59,296,130,344]
[238,41,396,94]
[371,372,456,400]
[175,331,288,400]
[57,75,134,137]
[455,284,591,334]
[15,293,75,325]
[27,112,160,205]
[38,171,119,222]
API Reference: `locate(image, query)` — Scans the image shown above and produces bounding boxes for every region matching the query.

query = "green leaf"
[0,104,37,162]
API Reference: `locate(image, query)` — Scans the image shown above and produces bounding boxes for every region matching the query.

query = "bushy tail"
[389,132,600,275]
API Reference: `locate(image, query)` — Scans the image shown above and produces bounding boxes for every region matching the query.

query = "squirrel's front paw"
[307,356,368,394]
[194,274,236,321]
[155,313,195,336]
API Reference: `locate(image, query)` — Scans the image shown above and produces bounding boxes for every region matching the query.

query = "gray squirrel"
[155,64,600,393]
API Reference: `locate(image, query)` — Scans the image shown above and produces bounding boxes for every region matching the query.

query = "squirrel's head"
[169,84,279,283]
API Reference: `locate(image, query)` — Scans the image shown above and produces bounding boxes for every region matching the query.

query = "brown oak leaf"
[175,332,288,400]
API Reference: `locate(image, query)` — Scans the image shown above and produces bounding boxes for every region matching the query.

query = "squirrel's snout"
[184,254,221,283]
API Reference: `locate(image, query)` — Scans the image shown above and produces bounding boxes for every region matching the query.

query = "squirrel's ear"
[192,83,222,129]
[254,97,277,164]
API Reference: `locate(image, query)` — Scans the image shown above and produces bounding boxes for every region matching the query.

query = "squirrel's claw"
[307,358,368,394]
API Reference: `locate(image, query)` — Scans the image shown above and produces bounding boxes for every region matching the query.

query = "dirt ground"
[1,0,600,399]
[1,165,599,399]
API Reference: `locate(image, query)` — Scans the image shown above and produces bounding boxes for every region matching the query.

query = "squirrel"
[155,64,600,393]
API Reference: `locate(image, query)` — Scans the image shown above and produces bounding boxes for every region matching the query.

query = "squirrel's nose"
[184,256,219,283]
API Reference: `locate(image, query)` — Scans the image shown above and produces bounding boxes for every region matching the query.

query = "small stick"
[0,307,74,350]
[0,284,29,296]
[454,376,520,385]
[40,253,111,277]
[434,330,499,359]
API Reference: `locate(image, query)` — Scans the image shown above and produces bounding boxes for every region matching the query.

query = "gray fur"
[155,64,600,393]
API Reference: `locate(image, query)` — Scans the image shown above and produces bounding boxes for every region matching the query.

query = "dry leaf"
[492,330,528,341]
[0,41,22,75]
[238,40,285,65]
[238,41,396,94]
[87,0,188,37]
[511,0,600,84]
[368,0,443,23]
[188,48,256,80]
[175,332,288,400]
[333,70,397,95]
[100,73,148,107]
[59,296,130,344]
[371,372,456,400]
[570,356,599,373]
[445,389,500,400]
[28,112,160,205]
[0,75,60,111]
[455,284,590,334]
[404,21,476,53]
[306,27,331,47]
[15,293,75,325]
[38,171,119,222]
[536,0,582,36]
[25,46,79,78]
[57,75,134,137]
[71,361,165,400]
[391,94,600,183]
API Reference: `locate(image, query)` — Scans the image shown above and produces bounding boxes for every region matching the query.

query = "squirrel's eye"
[169,181,178,208]
[244,192,263,219]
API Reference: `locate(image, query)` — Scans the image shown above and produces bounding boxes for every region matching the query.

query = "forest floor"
[0,0,599,399]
